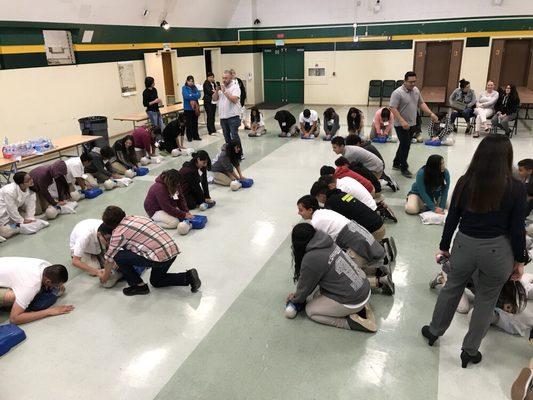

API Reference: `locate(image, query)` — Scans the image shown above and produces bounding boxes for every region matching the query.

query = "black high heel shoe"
[460,350,482,368]
[421,325,438,346]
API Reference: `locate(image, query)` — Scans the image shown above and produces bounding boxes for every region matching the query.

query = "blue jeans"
[450,108,474,124]
[147,111,165,129]
[113,250,187,288]
[220,116,241,146]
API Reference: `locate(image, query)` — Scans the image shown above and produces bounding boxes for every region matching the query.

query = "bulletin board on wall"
[306,60,329,85]
[117,61,137,96]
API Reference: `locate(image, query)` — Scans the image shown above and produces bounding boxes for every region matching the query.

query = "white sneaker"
[101,270,123,288]
[456,292,471,314]
[0,236,6,243]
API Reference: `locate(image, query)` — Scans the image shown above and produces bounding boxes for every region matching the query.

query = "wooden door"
[162,52,175,101]
[144,52,166,105]
[424,42,451,86]
[447,41,464,105]
[487,39,505,88]
[500,39,531,87]
[413,42,427,87]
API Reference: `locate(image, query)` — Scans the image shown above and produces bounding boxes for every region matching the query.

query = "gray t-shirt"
[343,145,384,174]
[390,85,424,127]
[211,149,235,173]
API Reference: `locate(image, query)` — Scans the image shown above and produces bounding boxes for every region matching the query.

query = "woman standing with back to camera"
[421,135,527,368]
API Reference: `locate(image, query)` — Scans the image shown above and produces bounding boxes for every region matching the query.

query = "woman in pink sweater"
[369,107,397,142]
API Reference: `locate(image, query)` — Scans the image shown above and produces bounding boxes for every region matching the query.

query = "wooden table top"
[114,101,204,122]
[421,86,446,103]
[517,87,533,104]
[0,134,101,169]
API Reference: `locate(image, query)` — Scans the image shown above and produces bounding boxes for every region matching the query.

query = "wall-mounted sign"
[275,39,285,47]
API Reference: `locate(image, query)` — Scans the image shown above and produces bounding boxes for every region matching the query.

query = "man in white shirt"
[299,109,321,138]
[212,70,242,150]
[0,257,73,324]
[318,174,377,211]
[296,196,394,295]
[0,172,49,241]
[69,219,122,287]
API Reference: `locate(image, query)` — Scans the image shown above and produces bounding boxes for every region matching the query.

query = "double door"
[263,47,304,103]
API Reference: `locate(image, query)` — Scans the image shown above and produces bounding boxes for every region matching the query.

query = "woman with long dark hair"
[493,83,520,137]
[211,141,246,186]
[405,155,450,215]
[287,223,377,332]
[323,107,340,141]
[144,169,193,229]
[181,75,201,142]
[347,107,364,136]
[112,135,138,174]
[247,106,266,137]
[422,135,528,368]
[179,150,215,209]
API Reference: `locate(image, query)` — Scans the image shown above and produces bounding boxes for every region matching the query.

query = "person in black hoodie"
[142,76,164,129]
[178,150,215,209]
[203,73,217,135]
[493,84,520,136]
[287,223,377,332]
[310,181,385,241]
[347,107,364,136]
[274,110,299,137]
[161,113,186,153]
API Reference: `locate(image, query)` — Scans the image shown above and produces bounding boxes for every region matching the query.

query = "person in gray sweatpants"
[422,135,528,368]
[429,232,513,353]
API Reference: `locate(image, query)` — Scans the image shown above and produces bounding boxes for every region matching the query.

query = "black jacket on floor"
[325,188,383,233]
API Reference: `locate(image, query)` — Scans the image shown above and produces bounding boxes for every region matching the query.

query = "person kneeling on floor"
[179,150,216,210]
[0,257,73,324]
[247,107,266,137]
[70,218,122,288]
[297,195,394,295]
[274,110,299,137]
[98,206,201,296]
[211,141,247,186]
[81,146,122,185]
[405,155,450,215]
[0,172,48,241]
[286,223,377,332]
[310,180,386,241]
[144,169,194,229]
[299,108,320,139]
[29,160,72,215]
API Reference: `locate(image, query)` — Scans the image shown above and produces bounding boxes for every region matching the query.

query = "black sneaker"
[379,204,398,223]
[421,325,439,346]
[401,169,413,178]
[123,283,150,296]
[465,124,472,135]
[386,179,400,192]
[187,268,202,293]
[379,274,395,295]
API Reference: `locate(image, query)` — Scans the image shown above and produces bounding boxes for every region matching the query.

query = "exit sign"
[276,33,285,39]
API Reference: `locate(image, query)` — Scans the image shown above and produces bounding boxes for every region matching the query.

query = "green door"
[263,47,304,104]
[284,48,304,103]
[263,49,284,103]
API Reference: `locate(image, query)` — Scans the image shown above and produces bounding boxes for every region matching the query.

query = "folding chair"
[368,80,383,106]
[381,80,396,107]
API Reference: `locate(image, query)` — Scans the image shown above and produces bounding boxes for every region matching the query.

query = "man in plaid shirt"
[98,206,201,296]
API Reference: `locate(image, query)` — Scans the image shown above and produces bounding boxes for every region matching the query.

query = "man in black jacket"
[310,181,385,241]
[203,73,217,134]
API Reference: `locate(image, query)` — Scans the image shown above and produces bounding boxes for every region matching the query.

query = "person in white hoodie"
[247,106,266,137]
[0,172,48,241]
[296,195,394,295]
[473,80,499,138]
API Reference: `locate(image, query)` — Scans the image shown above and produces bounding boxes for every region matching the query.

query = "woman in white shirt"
[473,80,499,138]
[0,172,48,241]
[247,107,266,137]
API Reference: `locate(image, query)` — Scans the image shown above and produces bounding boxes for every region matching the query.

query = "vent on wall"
[43,30,76,65]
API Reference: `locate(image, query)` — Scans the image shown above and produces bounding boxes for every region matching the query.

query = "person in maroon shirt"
[29,160,71,214]
[144,169,193,229]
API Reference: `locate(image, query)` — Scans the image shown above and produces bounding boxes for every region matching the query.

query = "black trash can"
[78,116,109,151]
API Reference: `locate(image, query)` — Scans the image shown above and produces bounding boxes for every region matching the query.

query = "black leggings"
[184,110,200,141]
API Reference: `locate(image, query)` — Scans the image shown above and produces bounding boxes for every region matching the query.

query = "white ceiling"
[0,0,241,28]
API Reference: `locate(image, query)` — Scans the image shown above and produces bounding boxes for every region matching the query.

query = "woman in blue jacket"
[182,75,201,142]
[405,155,450,215]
